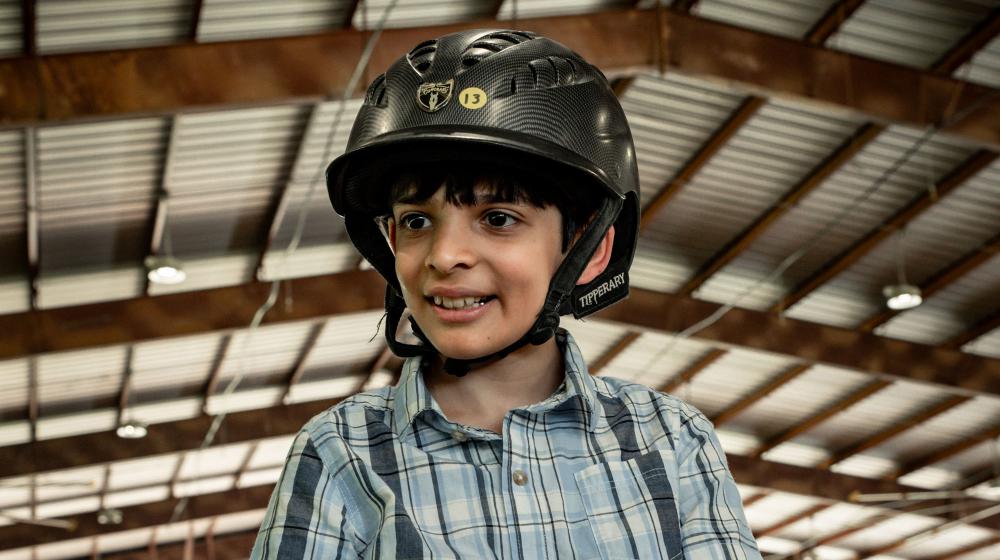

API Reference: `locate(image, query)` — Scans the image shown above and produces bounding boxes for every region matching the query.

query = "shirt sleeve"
[252,430,362,559]
[675,405,762,559]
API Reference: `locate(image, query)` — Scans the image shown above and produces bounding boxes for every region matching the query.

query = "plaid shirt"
[253,331,760,559]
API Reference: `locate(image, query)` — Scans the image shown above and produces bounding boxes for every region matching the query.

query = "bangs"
[387,164,551,210]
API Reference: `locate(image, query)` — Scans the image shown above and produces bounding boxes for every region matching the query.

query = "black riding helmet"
[327,29,640,375]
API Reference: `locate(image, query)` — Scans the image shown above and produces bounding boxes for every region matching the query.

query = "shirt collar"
[390,330,601,438]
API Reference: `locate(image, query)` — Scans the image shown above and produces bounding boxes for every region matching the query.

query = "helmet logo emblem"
[416,79,454,112]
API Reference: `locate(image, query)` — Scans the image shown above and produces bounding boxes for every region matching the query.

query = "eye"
[399,213,431,230]
[484,211,517,228]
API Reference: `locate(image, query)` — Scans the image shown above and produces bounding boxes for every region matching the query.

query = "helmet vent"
[363,74,388,107]
[407,39,437,75]
[528,56,580,88]
[460,30,536,70]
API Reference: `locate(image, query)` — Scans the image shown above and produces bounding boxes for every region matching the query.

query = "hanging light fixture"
[145,255,187,285]
[883,229,922,311]
[116,420,148,439]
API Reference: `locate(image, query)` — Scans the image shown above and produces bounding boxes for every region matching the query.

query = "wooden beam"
[639,96,766,231]
[0,398,340,479]
[817,394,972,469]
[945,307,1000,350]
[20,0,35,56]
[755,503,831,539]
[24,127,38,309]
[752,379,892,458]
[892,422,1000,480]
[670,0,699,14]
[0,268,385,360]
[611,76,635,98]
[596,287,1000,397]
[9,452,1000,552]
[804,0,866,45]
[774,150,999,313]
[280,323,325,404]
[860,232,1000,332]
[343,0,363,28]
[1,9,997,147]
[924,535,1000,560]
[200,335,232,415]
[187,0,205,42]
[26,357,37,442]
[932,7,1000,74]
[103,529,259,560]
[659,348,726,394]
[679,122,884,296]
[711,363,811,426]
[590,331,641,375]
[115,348,136,428]
[742,491,769,508]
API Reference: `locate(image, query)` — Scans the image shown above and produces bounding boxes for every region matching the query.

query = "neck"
[424,337,565,433]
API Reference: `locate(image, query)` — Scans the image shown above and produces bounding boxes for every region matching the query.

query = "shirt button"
[512,469,529,486]
[451,430,468,442]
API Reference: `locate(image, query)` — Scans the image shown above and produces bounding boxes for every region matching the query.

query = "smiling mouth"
[427,295,496,310]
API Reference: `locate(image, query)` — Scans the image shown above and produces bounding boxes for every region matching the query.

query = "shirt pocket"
[574,451,684,560]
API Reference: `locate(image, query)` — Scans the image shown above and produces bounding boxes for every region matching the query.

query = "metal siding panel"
[37,0,193,54]
[825,0,995,69]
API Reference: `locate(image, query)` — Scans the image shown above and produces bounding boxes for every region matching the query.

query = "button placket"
[511,469,529,486]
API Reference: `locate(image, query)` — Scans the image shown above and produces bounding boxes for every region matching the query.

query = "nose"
[425,218,477,273]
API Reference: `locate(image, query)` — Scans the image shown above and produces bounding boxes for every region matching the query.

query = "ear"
[576,225,615,286]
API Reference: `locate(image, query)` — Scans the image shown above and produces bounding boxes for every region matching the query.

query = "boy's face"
[388,182,564,360]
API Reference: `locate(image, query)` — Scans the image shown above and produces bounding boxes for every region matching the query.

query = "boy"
[253,29,760,559]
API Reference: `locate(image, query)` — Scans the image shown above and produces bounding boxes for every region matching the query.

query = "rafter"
[932,7,1000,74]
[281,323,325,404]
[860,232,1000,332]
[892,422,1000,480]
[8,452,1000,551]
[6,275,1000,398]
[669,0,699,14]
[774,150,998,314]
[254,102,320,279]
[590,331,641,375]
[639,96,766,232]
[187,0,204,42]
[115,347,136,428]
[679,122,884,296]
[751,379,892,459]
[26,357,37,442]
[755,503,831,539]
[2,10,997,146]
[23,127,38,309]
[711,363,811,426]
[200,335,233,415]
[104,529,258,560]
[817,394,972,470]
[610,76,635,98]
[658,348,726,394]
[945,307,1000,350]
[804,0,866,45]
[925,535,1000,560]
[21,0,35,56]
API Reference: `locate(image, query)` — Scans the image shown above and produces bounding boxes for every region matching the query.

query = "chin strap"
[382,197,622,377]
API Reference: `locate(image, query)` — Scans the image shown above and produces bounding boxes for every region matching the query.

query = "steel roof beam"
[945,307,1000,350]
[1,9,998,146]
[679,122,884,296]
[639,96,766,232]
[773,150,998,314]
[20,0,35,56]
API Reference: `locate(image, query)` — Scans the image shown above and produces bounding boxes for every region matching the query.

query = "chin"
[424,331,512,361]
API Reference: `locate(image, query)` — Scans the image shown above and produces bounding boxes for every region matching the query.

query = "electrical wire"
[168,0,401,523]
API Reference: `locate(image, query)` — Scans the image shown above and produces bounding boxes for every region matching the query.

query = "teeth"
[431,295,489,310]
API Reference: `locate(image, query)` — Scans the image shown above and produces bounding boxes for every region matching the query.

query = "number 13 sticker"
[458,87,487,109]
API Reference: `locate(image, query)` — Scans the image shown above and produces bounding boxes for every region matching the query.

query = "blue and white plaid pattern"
[252,332,760,559]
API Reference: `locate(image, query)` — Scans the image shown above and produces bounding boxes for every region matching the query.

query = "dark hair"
[383,162,602,252]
